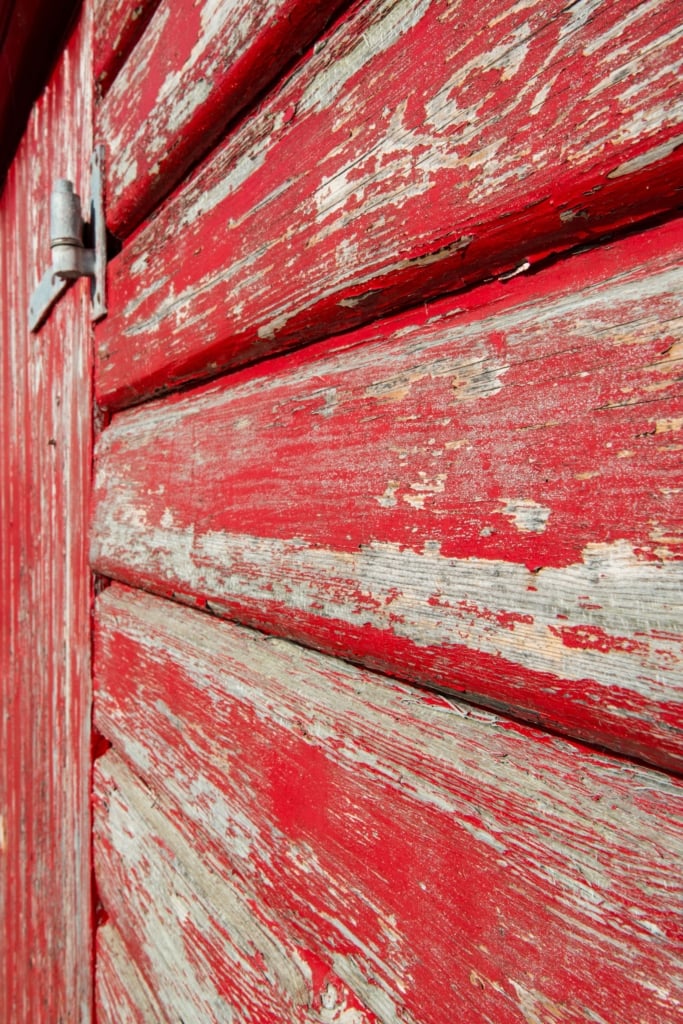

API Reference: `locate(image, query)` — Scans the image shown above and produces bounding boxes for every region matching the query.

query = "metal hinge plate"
[29,145,107,332]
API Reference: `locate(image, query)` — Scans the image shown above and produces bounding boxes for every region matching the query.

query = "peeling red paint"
[457,600,536,633]
[81,1,683,1018]
[91,218,683,771]
[0,9,93,1021]
[95,0,683,408]
[93,585,683,1024]
[549,623,650,656]
[93,0,160,98]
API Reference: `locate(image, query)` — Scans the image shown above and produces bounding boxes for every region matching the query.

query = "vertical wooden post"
[0,5,93,1020]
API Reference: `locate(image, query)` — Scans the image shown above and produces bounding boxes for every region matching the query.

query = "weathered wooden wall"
[93,584,683,1024]
[93,0,161,99]
[96,921,168,1024]
[0,7,93,1021]
[89,0,683,1020]
[92,216,683,772]
[98,0,350,233]
[95,0,683,409]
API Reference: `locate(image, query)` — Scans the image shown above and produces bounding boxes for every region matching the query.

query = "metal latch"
[29,145,107,331]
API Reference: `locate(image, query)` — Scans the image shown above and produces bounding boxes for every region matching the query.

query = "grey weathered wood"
[94,584,683,1024]
[94,748,378,1024]
[96,922,169,1024]
[95,0,683,407]
[91,219,683,771]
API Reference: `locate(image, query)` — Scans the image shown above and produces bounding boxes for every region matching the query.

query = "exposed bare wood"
[94,584,683,1024]
[94,749,379,1024]
[93,0,161,98]
[96,922,169,1024]
[99,0,350,234]
[95,0,683,408]
[91,218,683,770]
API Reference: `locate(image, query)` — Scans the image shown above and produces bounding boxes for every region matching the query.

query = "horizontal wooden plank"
[91,218,683,770]
[95,0,683,409]
[94,584,683,1024]
[96,922,168,1024]
[94,748,378,1024]
[99,0,349,236]
[93,0,160,98]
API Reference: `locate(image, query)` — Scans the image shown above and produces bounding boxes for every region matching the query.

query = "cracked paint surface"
[93,585,683,1024]
[95,0,683,408]
[92,218,683,770]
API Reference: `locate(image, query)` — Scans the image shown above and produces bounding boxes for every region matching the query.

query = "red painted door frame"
[0,4,93,1020]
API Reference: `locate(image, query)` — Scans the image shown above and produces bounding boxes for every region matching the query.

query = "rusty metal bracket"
[29,144,107,331]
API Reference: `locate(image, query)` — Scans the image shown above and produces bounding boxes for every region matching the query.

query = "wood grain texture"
[94,749,380,1024]
[93,0,161,98]
[94,584,683,1024]
[0,7,93,1022]
[91,217,683,771]
[95,0,683,409]
[96,922,169,1024]
[99,0,350,236]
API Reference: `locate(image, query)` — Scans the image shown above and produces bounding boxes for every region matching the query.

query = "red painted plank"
[94,584,683,1024]
[96,923,169,1024]
[93,0,161,99]
[94,750,379,1024]
[0,7,93,1022]
[95,0,683,409]
[99,0,350,236]
[91,218,683,771]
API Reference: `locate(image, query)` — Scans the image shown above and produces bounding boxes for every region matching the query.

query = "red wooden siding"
[0,0,679,1017]
[95,750,380,1024]
[96,922,168,1024]
[99,0,350,237]
[0,7,93,1021]
[91,216,683,771]
[95,0,683,409]
[93,584,683,1024]
[87,0,683,1019]
[94,0,161,99]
